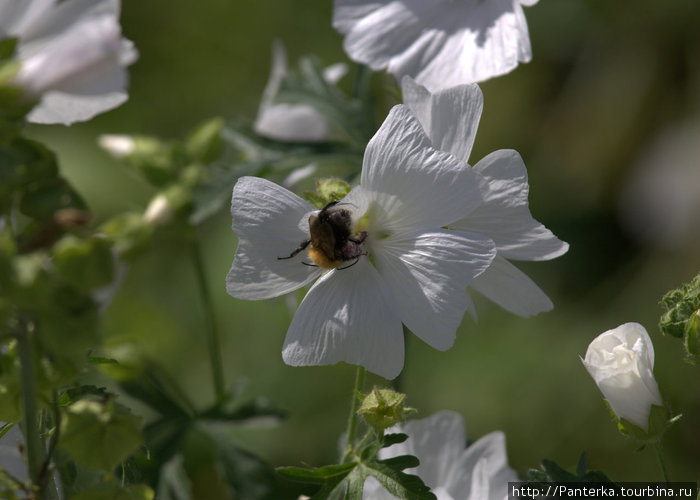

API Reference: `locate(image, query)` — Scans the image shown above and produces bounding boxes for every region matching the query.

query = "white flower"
[333,0,539,91]
[402,77,568,317]
[226,104,497,379]
[0,0,138,125]
[582,322,663,431]
[254,41,347,142]
[364,411,518,500]
[98,134,136,159]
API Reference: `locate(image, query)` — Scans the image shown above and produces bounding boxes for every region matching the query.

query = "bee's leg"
[337,257,360,270]
[301,261,319,268]
[277,239,311,260]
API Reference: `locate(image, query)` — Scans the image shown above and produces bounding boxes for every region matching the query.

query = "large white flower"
[402,77,568,317]
[0,0,137,125]
[582,322,663,431]
[254,41,347,142]
[226,105,497,379]
[333,0,539,91]
[364,411,518,500]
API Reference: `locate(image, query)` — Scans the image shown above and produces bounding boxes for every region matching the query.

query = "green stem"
[190,234,225,401]
[342,366,366,463]
[16,320,46,493]
[654,442,671,483]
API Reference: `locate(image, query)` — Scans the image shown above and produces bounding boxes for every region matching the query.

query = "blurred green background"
[25,0,700,482]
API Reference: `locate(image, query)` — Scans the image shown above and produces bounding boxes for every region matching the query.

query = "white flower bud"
[143,194,173,226]
[582,322,663,431]
[98,134,136,159]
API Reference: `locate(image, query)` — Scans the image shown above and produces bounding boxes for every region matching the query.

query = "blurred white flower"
[98,134,136,159]
[143,194,174,226]
[227,105,497,379]
[402,77,568,317]
[582,322,663,431]
[333,0,539,91]
[0,0,138,125]
[619,121,700,250]
[364,411,517,500]
[254,41,347,142]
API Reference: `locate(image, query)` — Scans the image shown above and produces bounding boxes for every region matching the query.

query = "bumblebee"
[278,201,367,269]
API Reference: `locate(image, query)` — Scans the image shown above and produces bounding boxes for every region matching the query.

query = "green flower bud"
[357,387,415,435]
[98,134,181,187]
[303,177,351,208]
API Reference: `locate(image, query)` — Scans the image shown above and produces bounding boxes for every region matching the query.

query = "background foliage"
[22,0,700,483]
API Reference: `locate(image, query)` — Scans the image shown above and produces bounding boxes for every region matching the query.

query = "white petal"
[387,411,467,488]
[361,105,483,232]
[0,0,54,36]
[322,62,348,84]
[408,0,534,89]
[282,258,404,379]
[254,104,331,142]
[333,0,536,89]
[450,431,518,500]
[226,177,322,300]
[469,255,553,317]
[402,76,483,164]
[27,88,128,124]
[253,41,332,142]
[455,150,569,261]
[372,228,496,350]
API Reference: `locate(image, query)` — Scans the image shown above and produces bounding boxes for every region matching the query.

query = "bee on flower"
[226,79,567,378]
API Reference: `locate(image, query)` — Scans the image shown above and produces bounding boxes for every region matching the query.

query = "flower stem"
[653,442,671,483]
[16,319,46,492]
[190,235,225,401]
[342,366,366,463]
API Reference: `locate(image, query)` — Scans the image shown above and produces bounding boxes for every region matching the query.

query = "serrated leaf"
[382,433,408,448]
[59,398,143,471]
[379,455,420,472]
[361,459,436,500]
[276,462,357,485]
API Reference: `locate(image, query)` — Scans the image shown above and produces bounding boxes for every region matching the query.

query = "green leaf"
[200,395,288,424]
[71,483,154,500]
[87,356,119,365]
[52,236,114,290]
[59,397,143,471]
[382,433,408,448]
[361,459,436,500]
[379,455,420,471]
[0,38,17,60]
[19,176,87,221]
[100,212,154,258]
[526,455,615,483]
[186,117,225,163]
[276,462,357,485]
